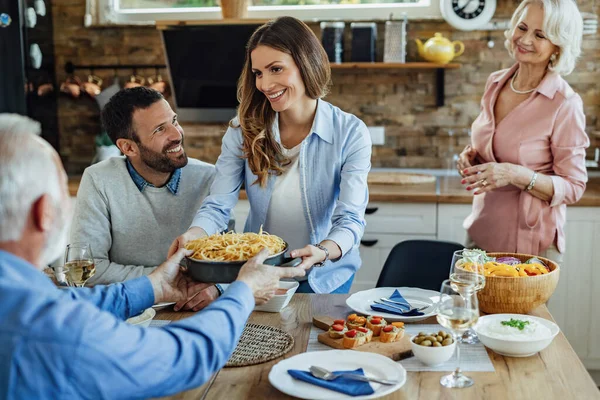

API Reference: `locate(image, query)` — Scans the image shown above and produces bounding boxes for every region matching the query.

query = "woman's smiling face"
[251,45,307,113]
[511,3,559,67]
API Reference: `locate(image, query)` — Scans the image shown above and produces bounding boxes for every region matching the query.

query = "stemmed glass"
[64,243,96,287]
[436,279,480,388]
[449,249,485,344]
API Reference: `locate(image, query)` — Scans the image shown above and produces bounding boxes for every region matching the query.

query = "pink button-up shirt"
[463,64,590,255]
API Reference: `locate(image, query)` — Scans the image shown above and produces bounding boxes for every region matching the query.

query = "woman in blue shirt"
[170,16,372,294]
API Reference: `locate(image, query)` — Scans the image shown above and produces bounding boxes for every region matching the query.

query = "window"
[95,0,441,25]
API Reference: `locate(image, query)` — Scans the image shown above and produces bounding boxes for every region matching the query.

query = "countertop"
[67,175,600,207]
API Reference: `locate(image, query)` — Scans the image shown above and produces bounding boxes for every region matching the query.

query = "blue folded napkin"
[287,368,374,396]
[370,289,425,316]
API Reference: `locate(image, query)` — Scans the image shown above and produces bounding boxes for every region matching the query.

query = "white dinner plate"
[346,287,439,322]
[152,302,176,311]
[268,350,406,400]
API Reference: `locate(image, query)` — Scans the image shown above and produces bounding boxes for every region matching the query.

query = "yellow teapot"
[415,33,464,64]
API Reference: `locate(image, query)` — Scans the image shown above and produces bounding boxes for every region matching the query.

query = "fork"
[309,366,398,385]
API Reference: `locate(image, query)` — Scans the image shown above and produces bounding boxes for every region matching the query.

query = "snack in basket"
[458,249,551,278]
[365,315,387,336]
[347,314,367,329]
[380,322,405,343]
[328,320,348,339]
[185,227,286,261]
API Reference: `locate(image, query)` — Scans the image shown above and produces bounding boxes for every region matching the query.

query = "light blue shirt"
[0,250,255,400]
[191,99,372,293]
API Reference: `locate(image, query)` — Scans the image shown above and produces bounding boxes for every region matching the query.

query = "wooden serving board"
[313,316,413,361]
[367,172,436,186]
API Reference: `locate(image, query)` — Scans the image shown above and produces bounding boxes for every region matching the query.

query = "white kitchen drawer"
[364,203,437,235]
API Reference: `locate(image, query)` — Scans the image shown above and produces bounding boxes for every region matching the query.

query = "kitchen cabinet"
[436,204,472,244]
[547,206,600,371]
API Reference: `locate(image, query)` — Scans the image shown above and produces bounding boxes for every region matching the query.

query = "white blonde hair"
[504,0,583,76]
[0,114,62,242]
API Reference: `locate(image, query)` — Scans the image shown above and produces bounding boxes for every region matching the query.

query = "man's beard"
[39,202,71,267]
[137,138,188,173]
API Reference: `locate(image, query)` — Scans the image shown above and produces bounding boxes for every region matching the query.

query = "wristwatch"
[214,284,224,296]
[312,243,329,267]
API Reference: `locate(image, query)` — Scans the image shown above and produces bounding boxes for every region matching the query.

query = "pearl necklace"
[510,73,536,94]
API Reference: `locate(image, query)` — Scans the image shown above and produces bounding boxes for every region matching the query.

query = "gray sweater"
[70,157,215,285]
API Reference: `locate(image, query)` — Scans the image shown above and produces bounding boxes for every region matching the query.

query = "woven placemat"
[225,323,294,368]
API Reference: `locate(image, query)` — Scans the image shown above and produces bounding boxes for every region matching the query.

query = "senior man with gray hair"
[0,114,306,399]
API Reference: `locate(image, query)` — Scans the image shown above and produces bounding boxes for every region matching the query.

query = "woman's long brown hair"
[233,16,331,187]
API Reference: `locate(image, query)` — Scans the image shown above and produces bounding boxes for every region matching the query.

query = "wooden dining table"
[157,294,599,400]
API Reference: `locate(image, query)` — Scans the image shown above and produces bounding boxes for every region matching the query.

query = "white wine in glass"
[436,279,479,389]
[449,249,485,344]
[64,243,96,287]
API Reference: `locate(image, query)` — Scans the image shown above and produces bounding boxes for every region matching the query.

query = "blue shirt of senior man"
[191,99,372,294]
[0,250,255,400]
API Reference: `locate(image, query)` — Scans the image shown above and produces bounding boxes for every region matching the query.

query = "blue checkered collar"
[126,158,181,195]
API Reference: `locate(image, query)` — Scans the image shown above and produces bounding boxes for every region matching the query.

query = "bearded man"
[70,87,221,311]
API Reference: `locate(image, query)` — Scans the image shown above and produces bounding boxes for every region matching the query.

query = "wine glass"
[64,243,96,287]
[436,279,479,388]
[449,249,485,344]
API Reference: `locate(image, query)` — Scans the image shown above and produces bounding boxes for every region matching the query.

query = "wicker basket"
[477,252,560,314]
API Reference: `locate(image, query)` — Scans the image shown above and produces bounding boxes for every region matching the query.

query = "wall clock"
[441,0,497,31]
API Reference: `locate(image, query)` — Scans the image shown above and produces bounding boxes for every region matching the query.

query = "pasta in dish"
[185,228,286,262]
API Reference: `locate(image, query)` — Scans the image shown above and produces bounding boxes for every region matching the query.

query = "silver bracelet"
[312,243,329,267]
[525,172,538,192]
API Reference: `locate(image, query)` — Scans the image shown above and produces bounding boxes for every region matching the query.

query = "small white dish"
[254,280,299,313]
[126,308,156,327]
[152,302,176,311]
[346,287,439,322]
[269,350,406,400]
[473,314,560,357]
[410,334,456,366]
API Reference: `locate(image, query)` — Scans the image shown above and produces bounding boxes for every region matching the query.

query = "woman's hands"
[461,162,519,194]
[291,240,342,270]
[456,145,479,177]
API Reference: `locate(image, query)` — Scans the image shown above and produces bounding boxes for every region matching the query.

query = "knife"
[379,297,411,309]
[373,300,415,313]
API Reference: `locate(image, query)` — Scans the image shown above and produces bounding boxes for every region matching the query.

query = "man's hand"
[174,283,220,312]
[167,227,207,258]
[236,248,307,305]
[147,248,195,304]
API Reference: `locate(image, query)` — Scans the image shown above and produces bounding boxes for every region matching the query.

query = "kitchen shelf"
[331,62,461,107]
[156,20,460,107]
[329,62,460,70]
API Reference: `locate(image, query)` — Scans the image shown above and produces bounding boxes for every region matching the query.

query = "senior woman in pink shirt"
[458,0,589,263]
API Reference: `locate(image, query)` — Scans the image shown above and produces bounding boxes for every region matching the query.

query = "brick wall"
[53,0,600,174]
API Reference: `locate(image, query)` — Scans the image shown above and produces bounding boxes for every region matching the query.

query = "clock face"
[441,0,496,31]
[452,0,486,20]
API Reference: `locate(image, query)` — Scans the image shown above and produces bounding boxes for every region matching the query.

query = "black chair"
[376,240,464,291]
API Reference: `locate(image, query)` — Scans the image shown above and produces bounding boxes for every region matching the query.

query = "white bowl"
[473,314,560,357]
[410,333,456,366]
[126,308,156,327]
[254,280,299,313]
